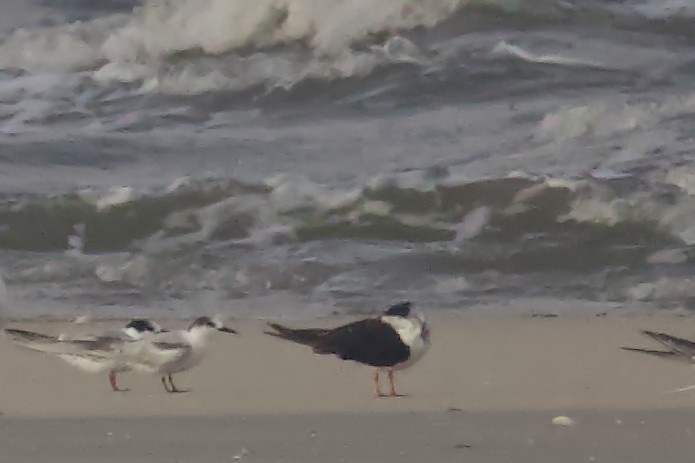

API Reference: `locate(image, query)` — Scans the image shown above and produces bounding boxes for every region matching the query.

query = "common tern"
[119,316,238,393]
[4,318,164,391]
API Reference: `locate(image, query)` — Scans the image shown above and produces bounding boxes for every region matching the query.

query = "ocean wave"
[536,93,695,143]
[0,0,689,141]
[0,167,691,255]
[0,0,468,78]
[0,0,682,99]
[4,167,695,313]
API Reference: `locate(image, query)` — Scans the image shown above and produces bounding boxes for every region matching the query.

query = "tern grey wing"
[5,327,128,354]
[9,337,118,356]
[147,330,187,344]
[4,328,71,355]
[152,342,189,351]
[641,330,695,359]
[5,328,58,344]
[95,327,133,340]
[621,346,688,363]
[115,335,190,373]
[66,336,126,352]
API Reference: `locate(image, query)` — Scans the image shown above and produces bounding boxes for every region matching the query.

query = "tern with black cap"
[4,318,164,391]
[120,316,238,393]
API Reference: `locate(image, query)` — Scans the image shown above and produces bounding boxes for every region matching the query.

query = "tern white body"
[117,316,237,393]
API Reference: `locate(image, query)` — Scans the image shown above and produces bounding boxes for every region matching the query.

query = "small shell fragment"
[552,415,575,426]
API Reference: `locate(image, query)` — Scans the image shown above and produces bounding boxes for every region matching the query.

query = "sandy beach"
[3,312,695,461]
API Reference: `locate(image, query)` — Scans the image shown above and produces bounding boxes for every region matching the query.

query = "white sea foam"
[537,93,695,143]
[0,0,470,95]
[631,0,695,19]
[491,41,606,68]
[95,254,152,287]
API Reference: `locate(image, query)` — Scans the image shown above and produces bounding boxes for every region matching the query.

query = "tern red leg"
[167,374,187,393]
[374,370,383,397]
[108,371,128,392]
[387,370,398,397]
[161,376,172,393]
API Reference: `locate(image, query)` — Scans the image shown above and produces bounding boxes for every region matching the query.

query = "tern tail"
[4,328,63,353]
[4,328,57,344]
[4,328,118,356]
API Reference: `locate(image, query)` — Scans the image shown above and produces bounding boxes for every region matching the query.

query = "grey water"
[1,0,695,318]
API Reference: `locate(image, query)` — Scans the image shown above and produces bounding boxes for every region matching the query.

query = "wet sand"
[4,410,695,463]
[3,313,695,461]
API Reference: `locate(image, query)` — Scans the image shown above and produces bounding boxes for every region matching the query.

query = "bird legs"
[387,370,398,397]
[373,370,400,398]
[161,374,187,393]
[373,370,381,397]
[108,370,128,392]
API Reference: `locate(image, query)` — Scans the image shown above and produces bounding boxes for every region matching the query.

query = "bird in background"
[622,330,695,363]
[265,301,430,397]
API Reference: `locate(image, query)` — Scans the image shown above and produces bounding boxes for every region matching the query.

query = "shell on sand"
[551,415,575,426]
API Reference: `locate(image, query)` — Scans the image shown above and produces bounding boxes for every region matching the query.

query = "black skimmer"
[265,301,430,397]
[4,318,164,392]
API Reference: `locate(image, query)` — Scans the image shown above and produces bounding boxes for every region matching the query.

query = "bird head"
[383,301,412,318]
[124,318,164,339]
[188,316,238,334]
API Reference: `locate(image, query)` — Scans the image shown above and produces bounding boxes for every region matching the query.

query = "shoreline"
[0,296,670,323]
[3,313,695,418]
[5,410,695,463]
[4,312,695,462]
